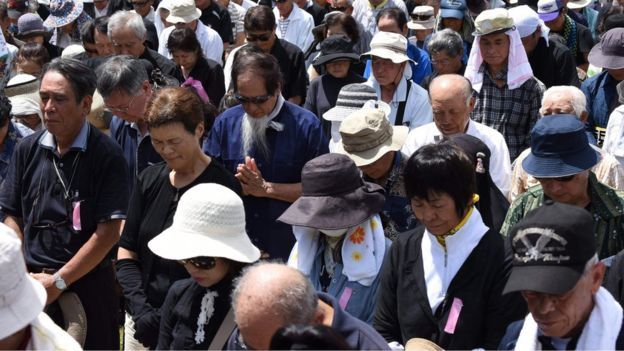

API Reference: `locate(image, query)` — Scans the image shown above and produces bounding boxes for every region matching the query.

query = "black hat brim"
[503,265,584,295]
[313,52,361,66]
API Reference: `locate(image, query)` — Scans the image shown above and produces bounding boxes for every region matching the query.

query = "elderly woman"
[364,31,432,130]
[278,153,389,323]
[373,143,526,349]
[421,29,466,91]
[148,183,260,350]
[115,87,241,350]
[304,35,365,133]
[167,28,225,106]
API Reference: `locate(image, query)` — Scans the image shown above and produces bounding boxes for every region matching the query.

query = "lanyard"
[51,152,81,201]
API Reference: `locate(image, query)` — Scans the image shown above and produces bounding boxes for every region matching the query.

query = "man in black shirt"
[0,58,129,349]
[195,0,235,49]
[510,5,580,88]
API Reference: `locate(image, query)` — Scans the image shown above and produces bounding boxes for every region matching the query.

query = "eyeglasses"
[234,93,273,105]
[410,13,434,21]
[535,174,576,183]
[179,257,217,270]
[246,33,272,42]
[104,94,138,113]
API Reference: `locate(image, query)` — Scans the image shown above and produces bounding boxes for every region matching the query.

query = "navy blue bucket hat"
[522,114,599,178]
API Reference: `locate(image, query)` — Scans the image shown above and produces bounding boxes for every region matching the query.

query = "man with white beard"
[203,49,328,261]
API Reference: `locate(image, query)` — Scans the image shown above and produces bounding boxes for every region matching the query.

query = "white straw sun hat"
[148,183,261,263]
[0,224,47,339]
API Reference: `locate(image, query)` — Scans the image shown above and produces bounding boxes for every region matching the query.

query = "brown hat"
[335,108,408,167]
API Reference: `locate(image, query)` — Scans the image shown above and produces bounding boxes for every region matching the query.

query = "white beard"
[241,113,271,159]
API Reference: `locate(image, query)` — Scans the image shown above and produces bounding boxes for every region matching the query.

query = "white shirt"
[236,0,257,10]
[402,120,512,197]
[352,0,408,46]
[227,1,246,41]
[272,5,314,53]
[158,21,224,65]
[603,105,624,165]
[366,72,433,130]
[94,3,109,17]
[27,313,82,350]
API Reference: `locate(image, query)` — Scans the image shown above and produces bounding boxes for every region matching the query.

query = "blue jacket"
[582,71,619,133]
[363,41,432,84]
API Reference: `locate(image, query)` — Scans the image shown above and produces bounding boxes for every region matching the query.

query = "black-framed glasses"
[179,257,217,270]
[535,174,576,183]
[410,13,434,21]
[246,33,272,42]
[234,93,273,105]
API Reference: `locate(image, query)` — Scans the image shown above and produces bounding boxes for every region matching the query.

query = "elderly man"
[499,201,624,350]
[158,0,224,65]
[226,262,390,350]
[352,0,408,50]
[501,115,624,259]
[272,0,315,54]
[402,74,512,197]
[465,9,544,161]
[0,225,81,350]
[365,31,432,130]
[509,5,579,88]
[509,85,624,202]
[223,5,308,105]
[108,10,176,76]
[96,56,162,192]
[204,50,327,260]
[0,58,129,349]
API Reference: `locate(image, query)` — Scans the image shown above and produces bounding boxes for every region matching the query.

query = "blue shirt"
[109,116,162,193]
[0,122,129,268]
[203,102,328,260]
[582,71,620,141]
[363,42,432,84]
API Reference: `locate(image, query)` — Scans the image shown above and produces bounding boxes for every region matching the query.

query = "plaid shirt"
[501,172,624,259]
[470,66,544,161]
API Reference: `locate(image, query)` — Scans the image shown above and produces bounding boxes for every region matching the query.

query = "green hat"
[473,8,514,36]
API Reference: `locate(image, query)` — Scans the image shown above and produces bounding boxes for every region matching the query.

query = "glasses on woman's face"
[245,33,272,42]
[179,256,217,270]
[234,93,273,105]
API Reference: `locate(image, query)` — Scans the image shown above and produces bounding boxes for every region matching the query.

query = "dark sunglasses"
[246,33,272,42]
[330,5,347,11]
[410,13,434,21]
[536,174,576,183]
[179,257,217,270]
[234,93,272,105]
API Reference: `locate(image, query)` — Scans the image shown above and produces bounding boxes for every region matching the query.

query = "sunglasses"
[330,5,347,11]
[246,33,272,42]
[234,93,273,105]
[179,257,217,270]
[410,13,434,21]
[535,174,576,183]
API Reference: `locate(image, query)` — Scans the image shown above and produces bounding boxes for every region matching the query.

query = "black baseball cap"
[503,201,596,295]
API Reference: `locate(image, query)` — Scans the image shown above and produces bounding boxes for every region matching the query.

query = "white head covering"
[10,96,43,118]
[464,28,534,93]
[508,5,550,44]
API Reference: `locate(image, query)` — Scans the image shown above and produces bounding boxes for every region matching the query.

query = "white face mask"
[319,228,349,237]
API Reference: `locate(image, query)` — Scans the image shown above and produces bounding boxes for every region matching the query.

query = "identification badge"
[72,201,82,231]
[444,297,463,334]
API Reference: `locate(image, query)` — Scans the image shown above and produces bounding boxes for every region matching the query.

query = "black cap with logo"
[503,201,596,295]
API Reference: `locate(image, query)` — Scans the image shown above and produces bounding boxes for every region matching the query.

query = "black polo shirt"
[271,38,309,101]
[198,1,234,44]
[139,47,177,77]
[0,122,129,269]
[528,38,580,88]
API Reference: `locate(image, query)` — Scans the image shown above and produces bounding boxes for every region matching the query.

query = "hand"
[30,272,62,305]
[235,156,269,197]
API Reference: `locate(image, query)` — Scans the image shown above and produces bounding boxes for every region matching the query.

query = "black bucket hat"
[312,35,360,66]
[277,154,386,230]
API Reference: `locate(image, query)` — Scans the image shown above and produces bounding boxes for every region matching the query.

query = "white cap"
[509,5,551,40]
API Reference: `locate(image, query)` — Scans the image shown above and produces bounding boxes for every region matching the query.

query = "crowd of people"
[1,0,624,349]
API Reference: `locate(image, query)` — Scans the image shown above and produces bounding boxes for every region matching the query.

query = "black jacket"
[373,226,527,350]
[173,57,225,106]
[528,38,580,88]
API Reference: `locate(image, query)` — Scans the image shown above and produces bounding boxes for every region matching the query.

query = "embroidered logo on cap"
[513,227,571,263]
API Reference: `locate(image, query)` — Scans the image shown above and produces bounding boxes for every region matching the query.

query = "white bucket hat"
[0,225,47,339]
[148,183,261,263]
[166,0,202,24]
[362,31,414,64]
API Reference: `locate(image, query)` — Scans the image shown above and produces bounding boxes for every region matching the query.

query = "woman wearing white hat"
[148,183,261,350]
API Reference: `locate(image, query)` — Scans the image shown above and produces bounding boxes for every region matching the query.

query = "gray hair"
[231,262,318,326]
[96,56,148,98]
[428,28,464,58]
[540,85,587,118]
[107,10,147,41]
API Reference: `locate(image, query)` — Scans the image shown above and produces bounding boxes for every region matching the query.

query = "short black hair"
[167,28,203,57]
[270,324,352,350]
[94,16,109,35]
[376,7,408,30]
[244,5,276,32]
[42,58,97,103]
[80,19,95,45]
[404,143,476,217]
[231,48,282,95]
[0,94,11,128]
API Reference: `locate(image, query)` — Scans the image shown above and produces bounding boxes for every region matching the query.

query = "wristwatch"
[52,272,67,291]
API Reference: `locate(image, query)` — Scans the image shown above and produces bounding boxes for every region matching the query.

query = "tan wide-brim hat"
[362,31,415,64]
[334,107,408,167]
[166,0,201,24]
[148,183,261,263]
